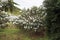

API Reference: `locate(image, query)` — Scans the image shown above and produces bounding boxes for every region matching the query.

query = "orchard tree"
[13,6,46,36]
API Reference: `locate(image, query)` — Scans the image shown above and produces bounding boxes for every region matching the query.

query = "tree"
[0,11,9,29]
[13,6,46,37]
[0,0,21,13]
[43,0,60,40]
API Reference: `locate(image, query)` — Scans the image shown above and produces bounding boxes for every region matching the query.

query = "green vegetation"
[0,0,60,40]
[43,0,60,40]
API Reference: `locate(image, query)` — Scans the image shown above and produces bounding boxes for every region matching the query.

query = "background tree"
[0,11,9,29]
[0,0,21,13]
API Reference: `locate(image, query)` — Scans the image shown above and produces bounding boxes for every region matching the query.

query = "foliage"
[13,6,46,36]
[0,11,9,29]
[0,0,20,13]
[43,0,60,40]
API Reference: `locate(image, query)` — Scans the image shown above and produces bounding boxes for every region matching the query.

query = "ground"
[0,29,48,40]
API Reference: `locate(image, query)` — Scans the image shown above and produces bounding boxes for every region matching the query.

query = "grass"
[0,29,31,40]
[0,29,49,40]
[0,29,19,34]
[0,22,48,40]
